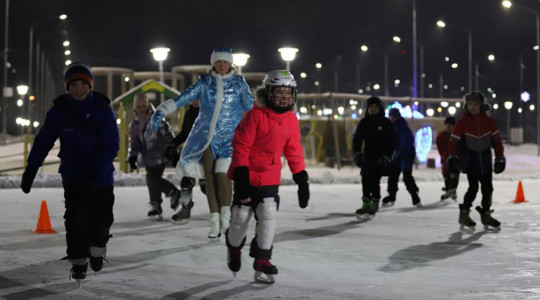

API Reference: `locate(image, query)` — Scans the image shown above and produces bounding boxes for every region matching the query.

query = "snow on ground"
[1,171,540,299]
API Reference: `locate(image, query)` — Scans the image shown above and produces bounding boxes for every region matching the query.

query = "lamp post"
[232,53,250,75]
[437,20,473,93]
[475,54,495,91]
[278,47,298,71]
[2,0,10,144]
[502,0,540,154]
[393,35,424,98]
[28,14,67,108]
[356,44,368,92]
[505,100,514,142]
[150,47,170,103]
[16,85,29,134]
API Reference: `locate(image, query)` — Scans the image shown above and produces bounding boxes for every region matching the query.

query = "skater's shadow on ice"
[276,219,367,243]
[378,231,486,273]
[306,212,356,221]
[387,200,455,214]
[162,280,268,300]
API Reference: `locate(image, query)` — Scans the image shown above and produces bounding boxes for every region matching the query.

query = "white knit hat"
[210,45,233,65]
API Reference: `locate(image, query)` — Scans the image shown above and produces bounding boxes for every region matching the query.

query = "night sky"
[2,0,540,100]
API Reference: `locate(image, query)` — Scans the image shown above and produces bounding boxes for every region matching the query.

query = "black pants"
[360,168,383,199]
[146,164,177,205]
[463,172,493,211]
[63,182,115,259]
[387,165,419,196]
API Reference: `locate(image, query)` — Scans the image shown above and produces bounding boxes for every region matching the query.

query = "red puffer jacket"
[448,112,504,175]
[227,105,305,187]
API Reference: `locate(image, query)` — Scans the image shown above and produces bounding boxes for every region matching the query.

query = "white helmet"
[262,70,298,113]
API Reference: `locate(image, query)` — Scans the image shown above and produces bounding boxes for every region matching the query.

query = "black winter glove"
[447,155,461,174]
[21,167,38,194]
[233,166,251,203]
[128,156,138,171]
[165,144,180,166]
[494,157,506,174]
[376,155,392,171]
[293,170,310,208]
[353,152,365,168]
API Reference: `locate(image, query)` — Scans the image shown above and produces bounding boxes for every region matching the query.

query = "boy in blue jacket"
[20,62,120,283]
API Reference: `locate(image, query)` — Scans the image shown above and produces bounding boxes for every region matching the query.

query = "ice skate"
[147,202,163,221]
[70,263,88,286]
[89,246,107,273]
[459,204,476,232]
[411,192,422,207]
[253,259,278,284]
[440,189,457,201]
[381,193,395,206]
[171,200,194,225]
[179,186,193,206]
[368,198,380,216]
[355,198,371,220]
[227,248,241,276]
[476,206,501,232]
[208,212,221,241]
[168,189,181,210]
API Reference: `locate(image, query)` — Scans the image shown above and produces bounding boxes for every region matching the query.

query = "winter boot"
[476,206,501,232]
[220,206,231,234]
[89,246,107,272]
[208,212,221,240]
[147,202,163,221]
[459,204,476,231]
[171,200,194,225]
[382,193,396,206]
[355,197,371,219]
[368,197,380,216]
[227,247,242,273]
[168,189,181,210]
[411,192,422,207]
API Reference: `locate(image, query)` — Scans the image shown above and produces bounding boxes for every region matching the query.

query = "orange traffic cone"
[31,200,58,234]
[511,181,528,204]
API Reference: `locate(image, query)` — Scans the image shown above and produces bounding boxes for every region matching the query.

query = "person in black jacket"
[20,62,119,283]
[165,100,206,224]
[352,96,398,218]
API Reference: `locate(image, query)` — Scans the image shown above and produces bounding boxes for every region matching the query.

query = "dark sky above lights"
[2,0,540,100]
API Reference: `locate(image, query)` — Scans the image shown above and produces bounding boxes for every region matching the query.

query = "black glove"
[165,144,180,166]
[293,170,310,208]
[447,155,461,174]
[21,167,38,194]
[233,166,251,203]
[377,155,391,171]
[128,155,138,171]
[353,152,365,168]
[494,157,506,174]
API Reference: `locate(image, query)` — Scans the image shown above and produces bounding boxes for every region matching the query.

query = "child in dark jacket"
[225,70,309,284]
[20,62,119,283]
[352,96,399,218]
[447,91,505,231]
[436,116,459,200]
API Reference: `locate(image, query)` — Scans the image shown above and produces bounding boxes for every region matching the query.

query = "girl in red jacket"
[225,70,309,284]
[447,92,505,232]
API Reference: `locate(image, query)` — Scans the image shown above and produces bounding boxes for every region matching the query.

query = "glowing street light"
[437,19,473,93]
[505,100,514,140]
[232,53,250,75]
[150,47,170,103]
[278,47,298,71]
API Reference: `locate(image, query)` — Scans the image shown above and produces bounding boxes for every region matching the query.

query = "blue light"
[415,127,432,163]
[386,101,424,119]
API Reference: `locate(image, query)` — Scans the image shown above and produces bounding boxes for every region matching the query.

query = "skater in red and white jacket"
[447,91,505,231]
[225,70,309,284]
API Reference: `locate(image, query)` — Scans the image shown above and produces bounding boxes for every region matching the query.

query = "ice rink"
[1,175,540,299]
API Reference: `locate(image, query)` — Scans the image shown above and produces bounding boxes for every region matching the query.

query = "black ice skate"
[476,206,501,232]
[227,248,241,276]
[355,198,371,220]
[171,200,194,225]
[168,189,181,210]
[440,189,457,201]
[253,259,278,284]
[147,202,163,221]
[411,192,422,207]
[89,246,108,273]
[368,198,380,216]
[459,204,476,232]
[70,263,88,286]
[382,193,396,206]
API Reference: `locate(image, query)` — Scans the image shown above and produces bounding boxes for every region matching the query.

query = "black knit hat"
[465,91,484,104]
[389,108,401,118]
[444,116,456,125]
[366,96,382,107]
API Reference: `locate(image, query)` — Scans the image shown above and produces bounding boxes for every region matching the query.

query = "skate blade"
[381,202,394,207]
[254,271,275,284]
[459,225,476,232]
[170,218,190,225]
[484,225,501,232]
[208,236,220,242]
[148,215,163,221]
[356,214,372,221]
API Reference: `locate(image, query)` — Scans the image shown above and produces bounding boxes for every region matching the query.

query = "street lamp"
[393,35,424,98]
[502,0,540,154]
[475,54,495,91]
[16,85,30,134]
[356,44,368,92]
[437,19,473,93]
[505,100,514,142]
[278,47,298,71]
[150,47,170,103]
[232,53,250,75]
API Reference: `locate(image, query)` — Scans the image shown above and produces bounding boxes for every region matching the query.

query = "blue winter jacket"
[392,117,416,171]
[26,91,119,186]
